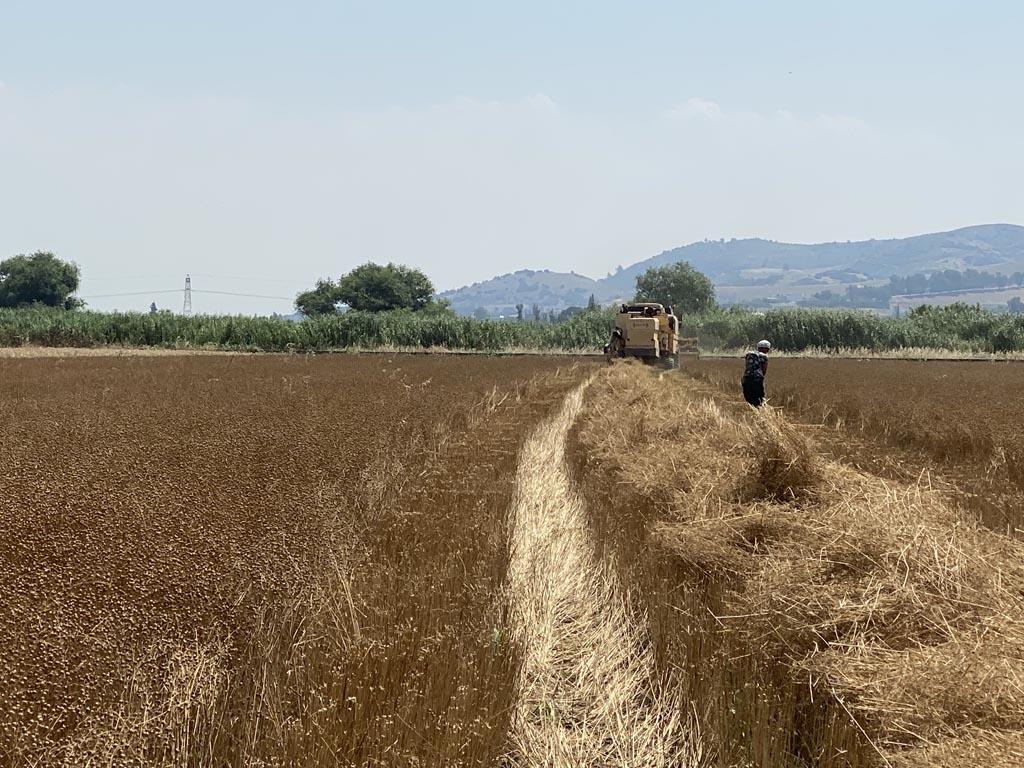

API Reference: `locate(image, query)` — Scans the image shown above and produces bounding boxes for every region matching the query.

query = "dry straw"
[506,382,701,767]
[577,362,1024,766]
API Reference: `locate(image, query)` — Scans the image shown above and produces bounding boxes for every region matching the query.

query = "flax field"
[0,354,586,766]
[3,351,1021,768]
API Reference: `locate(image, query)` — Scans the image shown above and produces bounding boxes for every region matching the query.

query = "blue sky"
[1,1,1022,313]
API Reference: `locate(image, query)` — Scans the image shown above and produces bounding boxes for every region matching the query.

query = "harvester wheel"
[662,355,679,370]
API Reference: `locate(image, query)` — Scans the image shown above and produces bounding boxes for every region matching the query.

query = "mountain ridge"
[440,224,1024,315]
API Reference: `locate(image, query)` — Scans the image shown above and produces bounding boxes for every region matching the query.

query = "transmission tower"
[183,274,193,315]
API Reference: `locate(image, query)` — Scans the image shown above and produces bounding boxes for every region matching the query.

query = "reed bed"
[0,306,613,352]
[5,301,1024,354]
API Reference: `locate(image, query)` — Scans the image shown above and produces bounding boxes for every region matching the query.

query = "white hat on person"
[757,339,771,351]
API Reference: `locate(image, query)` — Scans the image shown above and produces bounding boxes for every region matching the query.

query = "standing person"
[741,340,771,406]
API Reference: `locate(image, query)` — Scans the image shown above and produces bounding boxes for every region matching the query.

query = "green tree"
[295,279,341,316]
[1008,296,1024,315]
[586,293,598,312]
[515,303,524,322]
[472,306,489,320]
[0,252,82,309]
[418,297,455,317]
[634,261,716,314]
[337,263,434,312]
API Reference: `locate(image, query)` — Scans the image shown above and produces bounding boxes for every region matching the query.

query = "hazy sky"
[2,1,1022,314]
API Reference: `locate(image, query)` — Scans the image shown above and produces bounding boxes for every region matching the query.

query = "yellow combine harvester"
[603,302,698,369]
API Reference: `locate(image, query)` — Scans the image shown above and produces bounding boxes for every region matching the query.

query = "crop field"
[685,357,1024,537]
[0,354,590,766]
[3,351,1022,768]
[573,362,1024,767]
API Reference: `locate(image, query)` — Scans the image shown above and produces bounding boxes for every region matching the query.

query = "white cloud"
[667,97,874,140]
[669,96,724,121]
[524,92,560,116]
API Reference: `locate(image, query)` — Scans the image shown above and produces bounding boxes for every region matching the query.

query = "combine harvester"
[603,302,698,369]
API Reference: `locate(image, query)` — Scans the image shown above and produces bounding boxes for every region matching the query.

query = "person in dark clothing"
[741,339,771,406]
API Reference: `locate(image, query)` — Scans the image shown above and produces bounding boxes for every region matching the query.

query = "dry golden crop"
[0,353,591,767]
[687,357,1024,537]
[8,350,1021,768]
[573,362,1024,767]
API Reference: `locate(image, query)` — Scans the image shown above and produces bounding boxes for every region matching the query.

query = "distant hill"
[604,223,1024,292]
[440,224,1024,314]
[440,269,600,317]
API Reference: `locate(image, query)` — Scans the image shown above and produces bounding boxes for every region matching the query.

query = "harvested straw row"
[505,382,700,767]
[577,362,1024,766]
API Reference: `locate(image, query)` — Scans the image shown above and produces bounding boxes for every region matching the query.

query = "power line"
[78,289,183,299]
[80,272,306,286]
[192,289,294,301]
[78,288,295,301]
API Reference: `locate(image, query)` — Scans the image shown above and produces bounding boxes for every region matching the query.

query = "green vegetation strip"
[3,302,1024,353]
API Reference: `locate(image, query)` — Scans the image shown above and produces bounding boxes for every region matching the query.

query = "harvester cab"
[603,302,698,369]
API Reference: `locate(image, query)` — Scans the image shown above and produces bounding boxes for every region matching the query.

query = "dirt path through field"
[505,382,697,767]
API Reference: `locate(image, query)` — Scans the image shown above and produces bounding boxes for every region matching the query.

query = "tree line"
[803,268,1024,310]
[4,250,1024,352]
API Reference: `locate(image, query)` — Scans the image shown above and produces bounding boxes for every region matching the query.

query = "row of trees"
[477,295,604,323]
[294,260,718,320]
[805,268,1024,310]
[10,251,1022,352]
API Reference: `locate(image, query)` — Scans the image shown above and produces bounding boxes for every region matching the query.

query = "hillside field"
[1,352,1021,767]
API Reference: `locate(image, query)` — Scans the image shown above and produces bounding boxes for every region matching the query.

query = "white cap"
[757,339,771,351]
